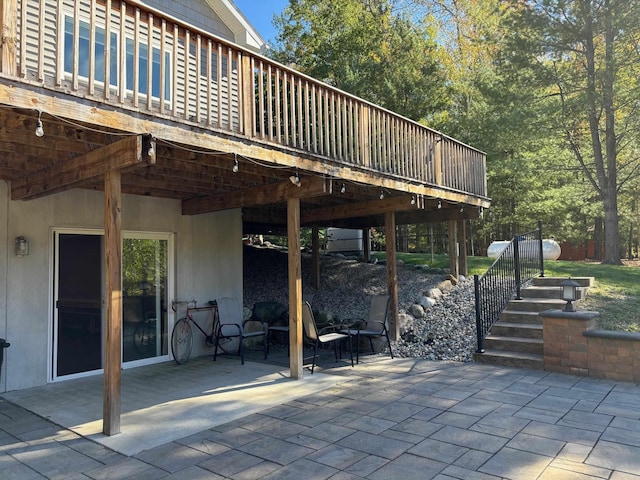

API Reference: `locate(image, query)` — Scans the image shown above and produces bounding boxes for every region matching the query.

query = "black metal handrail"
[474,222,544,353]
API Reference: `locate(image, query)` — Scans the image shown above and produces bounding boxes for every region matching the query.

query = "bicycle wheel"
[171,318,193,364]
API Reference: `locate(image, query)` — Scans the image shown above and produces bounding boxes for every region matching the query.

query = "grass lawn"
[372,252,640,332]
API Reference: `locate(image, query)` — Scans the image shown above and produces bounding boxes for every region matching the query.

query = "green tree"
[500,0,640,264]
[271,0,450,121]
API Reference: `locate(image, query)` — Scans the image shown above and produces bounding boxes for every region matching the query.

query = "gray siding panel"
[138,0,234,41]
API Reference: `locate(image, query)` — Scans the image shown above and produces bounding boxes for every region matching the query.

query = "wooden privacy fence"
[8,0,486,197]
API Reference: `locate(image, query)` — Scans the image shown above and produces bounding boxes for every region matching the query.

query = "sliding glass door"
[53,230,172,379]
[122,236,169,363]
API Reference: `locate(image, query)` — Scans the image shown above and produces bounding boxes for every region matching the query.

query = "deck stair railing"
[474,222,544,352]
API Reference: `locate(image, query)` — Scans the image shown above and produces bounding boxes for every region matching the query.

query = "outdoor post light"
[560,277,579,312]
[15,236,29,257]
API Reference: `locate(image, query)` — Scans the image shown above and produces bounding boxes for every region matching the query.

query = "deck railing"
[7,0,486,197]
[474,222,545,352]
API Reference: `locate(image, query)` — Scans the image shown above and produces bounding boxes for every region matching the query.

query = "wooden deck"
[0,0,489,227]
[0,0,491,435]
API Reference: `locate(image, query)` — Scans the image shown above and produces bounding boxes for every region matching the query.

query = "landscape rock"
[243,245,477,362]
[398,312,414,332]
[437,280,454,293]
[417,296,436,309]
[426,288,443,299]
[409,304,425,318]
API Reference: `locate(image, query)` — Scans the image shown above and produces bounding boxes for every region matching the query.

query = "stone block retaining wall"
[541,310,640,383]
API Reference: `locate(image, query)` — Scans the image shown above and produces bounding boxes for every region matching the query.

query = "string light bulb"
[411,195,416,205]
[340,183,346,194]
[379,190,385,200]
[437,199,442,209]
[35,109,44,137]
[289,172,301,187]
[232,157,239,173]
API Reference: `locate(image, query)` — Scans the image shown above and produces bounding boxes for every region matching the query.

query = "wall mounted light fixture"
[15,236,29,257]
[35,109,44,138]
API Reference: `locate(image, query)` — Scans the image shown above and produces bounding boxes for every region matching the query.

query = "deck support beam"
[103,169,122,436]
[288,197,303,379]
[448,221,459,281]
[458,220,468,276]
[182,176,332,215]
[311,225,320,290]
[12,135,154,200]
[385,212,399,341]
[363,228,371,262]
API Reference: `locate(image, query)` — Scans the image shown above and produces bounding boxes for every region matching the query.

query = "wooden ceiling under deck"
[1,106,483,232]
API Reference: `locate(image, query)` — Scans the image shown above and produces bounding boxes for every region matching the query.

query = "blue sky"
[233,0,289,43]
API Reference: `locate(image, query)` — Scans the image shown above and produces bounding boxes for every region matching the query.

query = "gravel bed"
[243,245,477,362]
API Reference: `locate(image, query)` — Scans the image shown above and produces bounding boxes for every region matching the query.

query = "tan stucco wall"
[0,182,242,392]
[0,182,8,392]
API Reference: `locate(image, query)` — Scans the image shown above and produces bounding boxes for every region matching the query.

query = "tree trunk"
[600,0,621,265]
[584,2,621,265]
[602,192,621,264]
[593,217,603,261]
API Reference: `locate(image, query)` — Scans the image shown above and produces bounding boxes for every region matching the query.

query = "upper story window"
[125,39,171,101]
[64,15,171,103]
[64,16,117,86]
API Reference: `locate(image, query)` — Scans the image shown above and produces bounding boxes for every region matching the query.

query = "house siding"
[20,0,240,132]
[0,181,242,392]
[139,0,234,40]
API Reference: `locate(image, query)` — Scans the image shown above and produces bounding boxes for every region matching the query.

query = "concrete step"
[490,322,543,339]
[532,276,594,288]
[473,349,544,370]
[505,298,567,312]
[483,335,544,355]
[499,310,543,325]
[521,285,587,300]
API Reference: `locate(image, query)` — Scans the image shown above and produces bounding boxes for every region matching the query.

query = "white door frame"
[50,227,175,382]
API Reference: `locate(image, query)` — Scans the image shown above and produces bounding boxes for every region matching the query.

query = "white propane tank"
[487,239,561,260]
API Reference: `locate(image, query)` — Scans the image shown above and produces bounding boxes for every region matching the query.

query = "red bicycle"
[170,300,218,364]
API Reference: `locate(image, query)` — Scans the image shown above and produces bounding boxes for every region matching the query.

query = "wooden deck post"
[385,212,399,340]
[359,104,370,168]
[288,197,303,379]
[241,54,254,137]
[458,220,468,276]
[311,225,320,290]
[434,137,442,186]
[103,169,122,436]
[362,228,371,262]
[0,0,17,76]
[448,220,459,281]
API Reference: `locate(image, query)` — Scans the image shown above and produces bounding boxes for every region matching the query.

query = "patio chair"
[260,295,315,356]
[341,295,393,364]
[302,301,353,374]
[251,301,288,355]
[214,297,266,365]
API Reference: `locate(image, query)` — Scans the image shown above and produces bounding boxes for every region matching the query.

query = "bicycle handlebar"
[172,299,217,314]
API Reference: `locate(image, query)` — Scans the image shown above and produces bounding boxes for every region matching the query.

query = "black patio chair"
[302,301,353,373]
[341,294,393,363]
[214,297,266,365]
